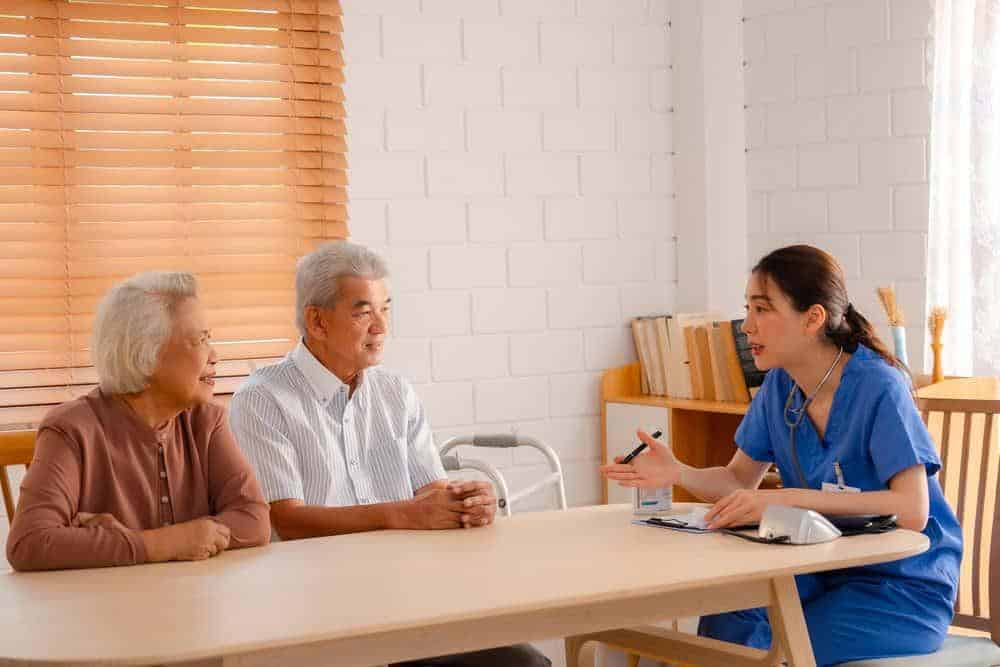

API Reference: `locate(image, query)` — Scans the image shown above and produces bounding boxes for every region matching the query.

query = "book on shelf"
[629,313,765,402]
[708,322,733,402]
[629,316,672,397]
[652,317,672,397]
[730,318,767,396]
[644,317,667,396]
[693,325,716,401]
[665,316,690,398]
[630,318,650,395]
[717,320,751,402]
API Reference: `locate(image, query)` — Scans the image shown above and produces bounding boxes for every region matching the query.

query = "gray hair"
[295,241,389,336]
[91,271,198,394]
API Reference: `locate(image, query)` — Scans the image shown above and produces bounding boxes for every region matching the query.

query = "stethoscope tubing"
[783,347,844,488]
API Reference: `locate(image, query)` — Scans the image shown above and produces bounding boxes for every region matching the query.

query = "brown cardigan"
[6,389,270,571]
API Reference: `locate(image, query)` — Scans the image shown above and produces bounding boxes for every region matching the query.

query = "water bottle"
[633,485,673,516]
[630,428,672,515]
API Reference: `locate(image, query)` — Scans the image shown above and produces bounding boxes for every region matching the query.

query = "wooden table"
[0,504,927,667]
[917,376,1000,401]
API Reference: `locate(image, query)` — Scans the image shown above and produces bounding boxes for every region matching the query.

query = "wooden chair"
[566,392,1000,667]
[0,430,35,524]
[837,394,1000,665]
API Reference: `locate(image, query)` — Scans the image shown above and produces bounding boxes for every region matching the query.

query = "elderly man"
[230,241,550,667]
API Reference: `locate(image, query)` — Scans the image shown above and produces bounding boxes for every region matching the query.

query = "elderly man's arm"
[205,413,271,549]
[268,485,461,539]
[6,428,148,572]
[269,481,498,540]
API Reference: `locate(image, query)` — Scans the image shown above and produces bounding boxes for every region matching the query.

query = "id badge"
[822,481,861,494]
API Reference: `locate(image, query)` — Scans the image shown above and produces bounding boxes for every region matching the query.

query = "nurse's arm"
[674,449,772,502]
[710,464,930,531]
[785,463,929,531]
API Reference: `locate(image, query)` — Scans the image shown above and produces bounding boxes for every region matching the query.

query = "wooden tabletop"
[0,504,927,666]
[917,376,1000,401]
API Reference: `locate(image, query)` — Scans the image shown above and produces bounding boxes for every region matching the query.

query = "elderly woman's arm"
[6,428,148,572]
[206,413,270,548]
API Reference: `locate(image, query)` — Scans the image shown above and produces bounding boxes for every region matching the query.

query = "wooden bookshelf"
[601,363,750,504]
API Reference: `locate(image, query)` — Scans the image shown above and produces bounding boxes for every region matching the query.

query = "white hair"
[91,271,198,395]
[295,241,389,336]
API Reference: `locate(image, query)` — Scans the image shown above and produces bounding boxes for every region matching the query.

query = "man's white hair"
[91,271,198,395]
[295,241,389,336]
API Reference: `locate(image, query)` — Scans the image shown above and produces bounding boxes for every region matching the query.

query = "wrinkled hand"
[406,481,497,530]
[155,518,231,562]
[600,430,681,489]
[704,489,769,529]
[74,512,129,533]
[449,481,497,528]
[406,485,470,530]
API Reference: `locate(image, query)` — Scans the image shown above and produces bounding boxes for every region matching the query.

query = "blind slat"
[66,220,326,239]
[5,38,344,67]
[0,111,345,134]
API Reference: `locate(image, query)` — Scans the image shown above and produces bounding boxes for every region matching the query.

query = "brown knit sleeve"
[204,409,270,548]
[6,427,147,572]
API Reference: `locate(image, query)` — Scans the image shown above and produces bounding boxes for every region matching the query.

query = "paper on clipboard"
[632,506,714,534]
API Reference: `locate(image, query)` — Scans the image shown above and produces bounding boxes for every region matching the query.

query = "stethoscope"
[783,346,844,488]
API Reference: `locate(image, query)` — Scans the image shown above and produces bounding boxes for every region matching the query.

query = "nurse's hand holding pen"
[601,429,775,530]
[600,429,682,489]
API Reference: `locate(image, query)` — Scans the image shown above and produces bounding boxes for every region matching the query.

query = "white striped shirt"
[229,341,446,509]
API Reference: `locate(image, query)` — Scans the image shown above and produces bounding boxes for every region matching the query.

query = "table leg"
[564,637,596,667]
[767,576,816,667]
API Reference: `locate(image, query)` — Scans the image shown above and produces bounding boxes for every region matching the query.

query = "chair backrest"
[0,430,35,525]
[919,395,1000,643]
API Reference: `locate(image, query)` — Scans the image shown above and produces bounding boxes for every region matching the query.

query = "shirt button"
[162,521,172,527]
[159,471,167,479]
[349,459,358,467]
[161,495,169,503]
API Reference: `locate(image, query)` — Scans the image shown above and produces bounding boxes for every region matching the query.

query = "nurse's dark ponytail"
[752,245,908,375]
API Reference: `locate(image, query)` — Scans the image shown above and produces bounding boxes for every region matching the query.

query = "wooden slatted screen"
[0,0,347,426]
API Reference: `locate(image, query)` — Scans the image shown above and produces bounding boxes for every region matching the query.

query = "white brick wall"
[744,0,933,372]
[343,0,675,514]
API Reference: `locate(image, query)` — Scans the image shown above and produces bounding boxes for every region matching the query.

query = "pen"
[621,430,663,464]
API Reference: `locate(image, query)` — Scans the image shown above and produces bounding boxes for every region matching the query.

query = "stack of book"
[630,314,766,401]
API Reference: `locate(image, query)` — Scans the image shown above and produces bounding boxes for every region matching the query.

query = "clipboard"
[631,516,714,534]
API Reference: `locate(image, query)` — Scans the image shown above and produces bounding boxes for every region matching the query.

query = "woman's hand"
[704,489,770,529]
[143,517,231,563]
[600,430,682,489]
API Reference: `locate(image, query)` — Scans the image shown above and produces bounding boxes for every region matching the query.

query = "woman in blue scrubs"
[603,245,962,666]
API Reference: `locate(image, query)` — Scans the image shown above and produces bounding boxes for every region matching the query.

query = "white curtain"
[928,0,1000,376]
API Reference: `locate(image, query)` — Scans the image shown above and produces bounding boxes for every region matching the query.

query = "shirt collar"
[840,343,875,378]
[290,339,351,404]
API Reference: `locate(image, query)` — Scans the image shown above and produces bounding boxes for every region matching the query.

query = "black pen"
[620,430,663,464]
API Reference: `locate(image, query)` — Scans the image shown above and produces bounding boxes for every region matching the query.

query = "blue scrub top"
[735,344,962,595]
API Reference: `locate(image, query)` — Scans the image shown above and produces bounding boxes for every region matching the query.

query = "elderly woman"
[6,272,270,571]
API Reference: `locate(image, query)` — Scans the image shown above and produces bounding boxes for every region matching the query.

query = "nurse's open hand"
[600,429,681,489]
[703,489,770,529]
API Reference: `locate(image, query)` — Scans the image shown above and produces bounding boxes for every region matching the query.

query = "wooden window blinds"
[0,0,348,427]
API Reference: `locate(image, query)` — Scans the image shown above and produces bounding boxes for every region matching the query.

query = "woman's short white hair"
[296,241,389,336]
[91,271,198,395]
